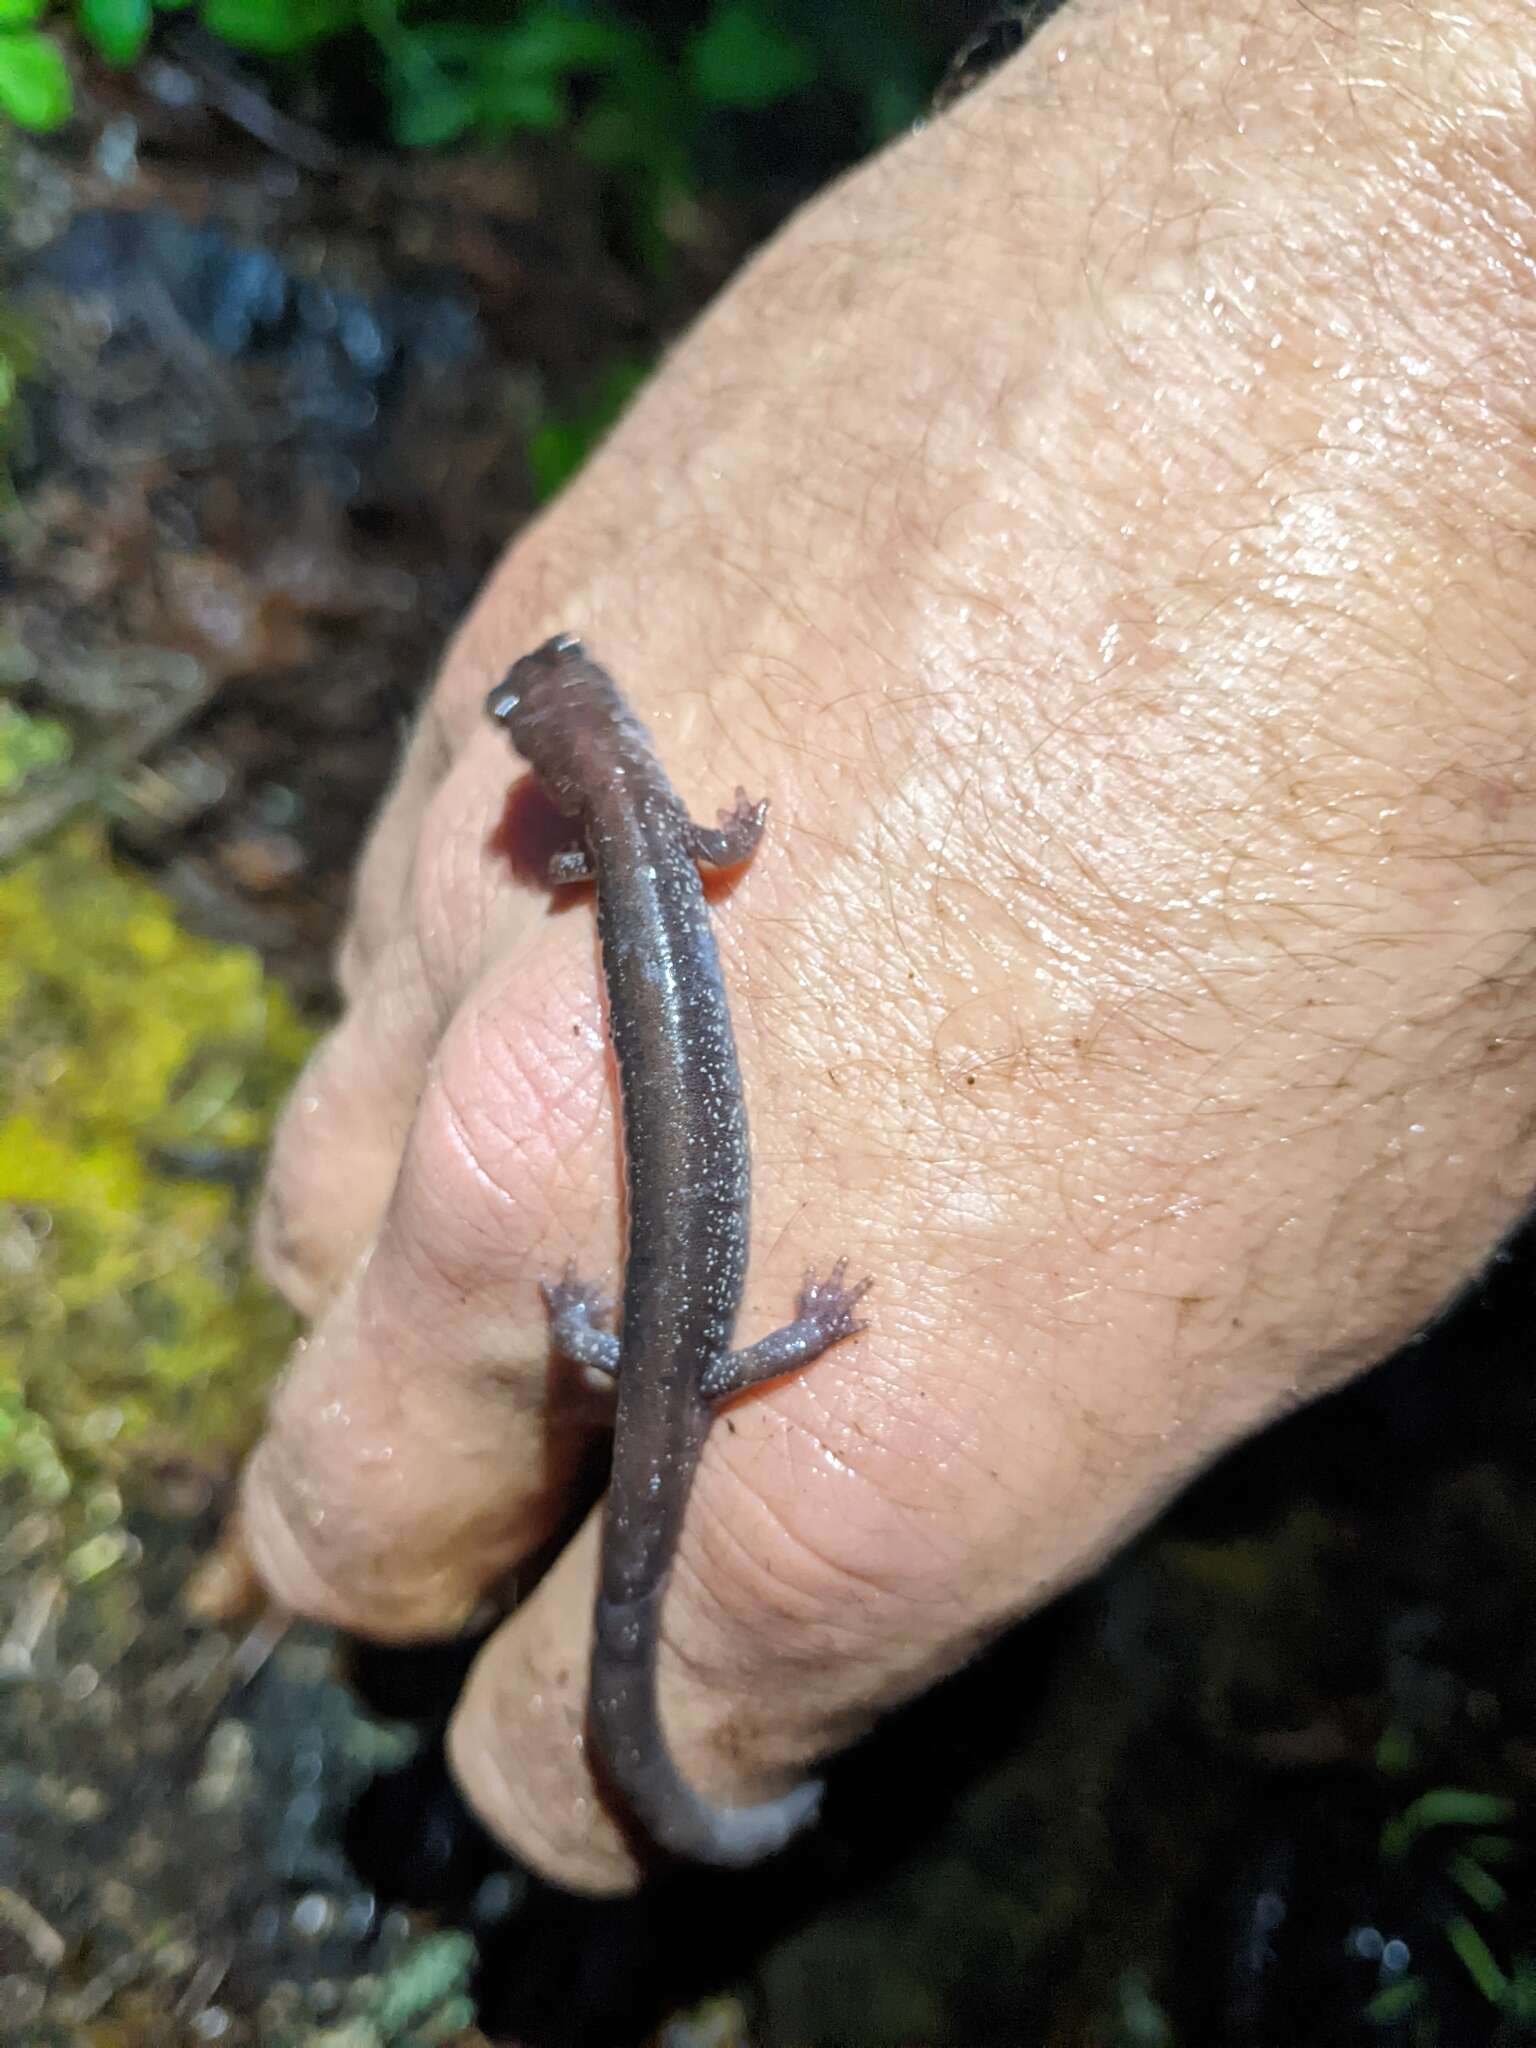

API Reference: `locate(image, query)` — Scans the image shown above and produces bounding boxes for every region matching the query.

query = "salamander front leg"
[701,1260,872,1403]
[548,847,594,884]
[686,790,769,871]
[541,1266,620,1381]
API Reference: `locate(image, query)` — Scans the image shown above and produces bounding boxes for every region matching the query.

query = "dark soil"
[4,40,747,1002]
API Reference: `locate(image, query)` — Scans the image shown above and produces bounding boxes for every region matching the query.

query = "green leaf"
[388,10,611,149]
[389,75,477,148]
[1468,1832,1521,1865]
[400,22,499,65]
[1449,1851,1508,1913]
[686,0,816,110]
[1446,1914,1509,2004]
[1413,1789,1516,1829]
[575,68,686,181]
[1381,1788,1515,1860]
[474,68,562,137]
[1373,1723,1416,1776]
[493,4,637,77]
[863,68,924,143]
[79,0,152,65]
[528,357,650,501]
[371,1931,475,2032]
[1507,1959,1536,2022]
[806,4,925,147]
[0,0,45,28]
[0,30,72,129]
[0,704,72,793]
[1364,1977,1425,2025]
[200,0,357,55]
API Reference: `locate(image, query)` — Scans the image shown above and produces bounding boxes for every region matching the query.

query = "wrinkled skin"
[241,0,1536,1893]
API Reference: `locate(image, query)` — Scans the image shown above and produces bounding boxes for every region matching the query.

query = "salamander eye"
[484,679,522,726]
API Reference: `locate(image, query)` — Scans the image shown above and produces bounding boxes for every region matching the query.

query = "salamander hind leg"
[541,1266,620,1380]
[686,789,769,871]
[701,1259,872,1402]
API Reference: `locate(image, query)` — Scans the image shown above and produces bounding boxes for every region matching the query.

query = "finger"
[335,605,534,1007]
[255,934,439,1317]
[255,743,527,1317]
[444,1310,1040,1884]
[447,1461,848,1897]
[242,925,615,1636]
[443,1286,1045,1895]
[334,703,453,1004]
[344,542,584,996]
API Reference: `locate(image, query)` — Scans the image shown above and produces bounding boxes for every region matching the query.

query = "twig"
[162,24,341,175]
[0,1886,66,1970]
[0,1573,62,1680]
[0,655,223,866]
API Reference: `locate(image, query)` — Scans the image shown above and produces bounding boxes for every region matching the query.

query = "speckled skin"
[485,636,869,1867]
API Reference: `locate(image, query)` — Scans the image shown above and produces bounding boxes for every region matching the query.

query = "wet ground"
[0,1474,479,2046]
[4,36,742,999]
[6,23,1536,2048]
[1,35,755,2047]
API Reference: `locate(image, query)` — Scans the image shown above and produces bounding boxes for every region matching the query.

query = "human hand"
[240,0,1536,1892]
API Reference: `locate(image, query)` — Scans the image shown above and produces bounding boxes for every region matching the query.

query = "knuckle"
[245,1343,505,1639]
[240,1441,357,1629]
[447,1664,636,1894]
[682,1365,1022,1685]
[403,691,456,786]
[242,1437,459,1641]
[407,761,501,993]
[335,757,445,1002]
[685,1456,912,1669]
[403,1002,554,1294]
[253,1086,336,1315]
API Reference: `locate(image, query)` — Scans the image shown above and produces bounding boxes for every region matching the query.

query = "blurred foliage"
[0,284,35,488]
[0,0,948,491]
[0,826,312,1503]
[526,351,649,499]
[0,699,72,792]
[4,0,937,179]
[0,0,72,131]
[1369,1781,1536,2031]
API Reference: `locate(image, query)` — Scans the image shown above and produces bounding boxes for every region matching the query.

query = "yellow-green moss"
[0,699,71,791]
[0,827,314,1495]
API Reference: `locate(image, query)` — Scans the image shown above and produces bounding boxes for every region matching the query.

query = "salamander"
[485,634,870,1868]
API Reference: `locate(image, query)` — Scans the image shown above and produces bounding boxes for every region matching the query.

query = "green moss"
[0,826,313,1494]
[0,700,68,794]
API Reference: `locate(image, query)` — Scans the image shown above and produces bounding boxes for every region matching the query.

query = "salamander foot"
[541,1266,621,1380]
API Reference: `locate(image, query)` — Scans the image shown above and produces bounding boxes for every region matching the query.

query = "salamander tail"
[591,1608,823,1868]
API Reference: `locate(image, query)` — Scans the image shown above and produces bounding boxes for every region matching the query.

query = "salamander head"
[486,633,654,816]
[484,632,614,814]
[484,632,586,732]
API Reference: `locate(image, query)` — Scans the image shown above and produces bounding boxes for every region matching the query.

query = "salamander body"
[485,634,869,1867]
